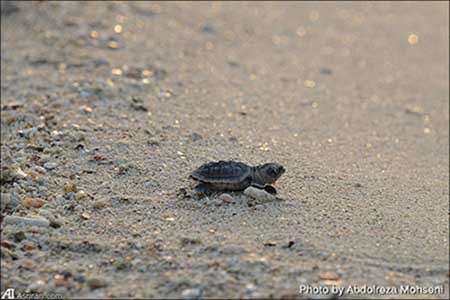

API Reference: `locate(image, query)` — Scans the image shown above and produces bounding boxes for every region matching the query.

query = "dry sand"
[1,2,449,299]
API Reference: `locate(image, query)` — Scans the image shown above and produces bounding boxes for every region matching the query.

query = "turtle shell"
[190,160,252,184]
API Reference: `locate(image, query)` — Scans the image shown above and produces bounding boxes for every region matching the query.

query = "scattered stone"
[43,162,58,170]
[124,66,144,79]
[218,193,235,204]
[1,193,21,210]
[319,271,340,281]
[10,167,28,180]
[54,274,68,287]
[32,166,47,174]
[152,67,167,80]
[245,283,257,293]
[320,67,333,75]
[21,258,36,270]
[130,97,148,111]
[87,277,108,290]
[190,132,203,142]
[1,240,16,249]
[405,106,424,116]
[91,154,108,162]
[219,245,247,255]
[22,197,47,209]
[180,237,201,246]
[75,190,88,201]
[38,209,62,228]
[2,248,18,259]
[18,127,38,138]
[27,280,47,293]
[181,288,202,300]
[4,216,50,228]
[1,101,23,110]
[79,105,93,113]
[21,241,36,251]
[115,259,131,271]
[354,183,363,188]
[201,23,216,34]
[64,192,76,201]
[63,182,78,193]
[211,198,223,207]
[73,274,86,283]
[81,212,91,220]
[92,200,107,209]
[227,61,240,68]
[263,242,277,247]
[12,231,27,242]
[93,57,110,67]
[147,137,160,146]
[244,186,278,204]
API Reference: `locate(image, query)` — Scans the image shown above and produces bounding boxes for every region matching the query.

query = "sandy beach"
[1,2,449,299]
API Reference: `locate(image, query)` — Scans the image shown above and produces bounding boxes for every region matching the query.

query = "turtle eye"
[270,168,277,175]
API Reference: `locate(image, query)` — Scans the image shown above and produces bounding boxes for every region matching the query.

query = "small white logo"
[1,289,15,299]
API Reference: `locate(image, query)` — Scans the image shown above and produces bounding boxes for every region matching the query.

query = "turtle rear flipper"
[194,182,212,196]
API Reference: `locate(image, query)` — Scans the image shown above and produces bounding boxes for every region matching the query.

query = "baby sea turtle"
[190,161,285,195]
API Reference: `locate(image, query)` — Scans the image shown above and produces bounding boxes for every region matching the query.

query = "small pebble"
[92,200,107,209]
[181,288,202,300]
[211,198,223,207]
[244,186,277,204]
[22,197,47,209]
[13,231,27,242]
[27,280,47,293]
[218,193,235,204]
[22,241,36,251]
[18,127,38,138]
[263,242,277,247]
[1,248,18,259]
[1,193,21,210]
[63,182,78,193]
[73,274,86,283]
[319,271,340,281]
[87,277,108,289]
[21,258,36,270]
[190,132,203,142]
[4,216,50,228]
[43,162,58,170]
[1,240,16,249]
[54,274,68,287]
[75,190,87,200]
[93,57,110,67]
[11,167,28,179]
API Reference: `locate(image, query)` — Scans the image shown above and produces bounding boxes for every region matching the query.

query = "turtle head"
[255,163,285,185]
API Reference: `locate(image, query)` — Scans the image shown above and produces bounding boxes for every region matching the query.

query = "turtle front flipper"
[251,183,265,189]
[263,185,277,195]
[250,183,277,194]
